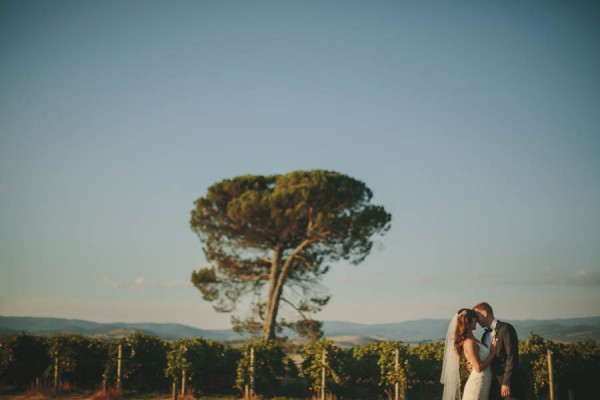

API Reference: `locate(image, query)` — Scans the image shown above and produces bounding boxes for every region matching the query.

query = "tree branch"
[280,296,309,321]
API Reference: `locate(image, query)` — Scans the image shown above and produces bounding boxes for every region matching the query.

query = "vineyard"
[0,332,597,399]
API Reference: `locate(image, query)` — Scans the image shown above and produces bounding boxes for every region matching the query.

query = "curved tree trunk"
[263,277,284,340]
[263,247,282,340]
[262,240,312,340]
[263,259,287,340]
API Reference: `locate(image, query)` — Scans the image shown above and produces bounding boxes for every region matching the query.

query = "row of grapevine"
[0,332,240,395]
[519,335,599,399]
[1,332,598,399]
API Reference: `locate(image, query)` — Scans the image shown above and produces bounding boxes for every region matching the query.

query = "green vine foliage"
[235,340,291,397]
[104,332,168,391]
[1,333,599,398]
[347,342,380,394]
[0,333,50,389]
[300,339,349,397]
[165,338,190,384]
[519,334,599,399]
[519,334,548,398]
[166,337,240,395]
[46,334,108,390]
[353,341,411,399]
[404,342,445,397]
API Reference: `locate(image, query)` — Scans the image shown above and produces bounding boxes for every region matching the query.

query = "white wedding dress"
[462,344,492,400]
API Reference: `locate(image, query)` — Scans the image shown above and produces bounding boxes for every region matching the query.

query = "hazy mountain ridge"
[1,316,599,343]
[323,317,600,342]
[0,316,241,341]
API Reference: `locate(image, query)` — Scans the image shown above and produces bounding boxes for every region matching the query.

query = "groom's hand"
[501,384,510,398]
[466,360,473,373]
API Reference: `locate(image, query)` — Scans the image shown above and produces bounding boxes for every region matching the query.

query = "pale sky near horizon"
[1,1,599,329]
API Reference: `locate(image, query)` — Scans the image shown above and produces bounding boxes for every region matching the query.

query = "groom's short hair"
[473,302,494,317]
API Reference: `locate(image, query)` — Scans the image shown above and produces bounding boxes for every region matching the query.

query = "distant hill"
[329,335,382,348]
[1,315,599,343]
[0,316,241,341]
[322,317,600,343]
[323,319,448,342]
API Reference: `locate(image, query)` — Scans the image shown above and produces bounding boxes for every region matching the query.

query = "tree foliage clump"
[190,170,391,339]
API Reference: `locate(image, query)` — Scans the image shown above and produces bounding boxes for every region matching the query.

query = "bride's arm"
[464,339,495,372]
[464,339,483,372]
[480,340,496,370]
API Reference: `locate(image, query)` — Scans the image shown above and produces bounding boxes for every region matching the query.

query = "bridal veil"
[441,313,461,400]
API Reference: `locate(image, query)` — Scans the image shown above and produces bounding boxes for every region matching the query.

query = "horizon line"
[3,314,600,331]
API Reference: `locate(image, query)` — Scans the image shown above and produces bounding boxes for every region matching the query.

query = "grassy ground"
[0,385,308,400]
[0,391,241,400]
[0,393,306,400]
[0,395,241,400]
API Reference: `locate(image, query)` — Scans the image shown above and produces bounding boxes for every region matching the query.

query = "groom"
[472,302,524,400]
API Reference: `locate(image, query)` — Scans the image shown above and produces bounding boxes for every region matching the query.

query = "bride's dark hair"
[454,308,477,355]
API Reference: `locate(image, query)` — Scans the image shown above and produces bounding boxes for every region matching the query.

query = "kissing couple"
[441,302,525,400]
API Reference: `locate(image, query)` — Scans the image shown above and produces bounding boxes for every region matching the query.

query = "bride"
[441,308,496,400]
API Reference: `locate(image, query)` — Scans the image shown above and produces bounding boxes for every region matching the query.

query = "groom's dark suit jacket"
[482,320,525,399]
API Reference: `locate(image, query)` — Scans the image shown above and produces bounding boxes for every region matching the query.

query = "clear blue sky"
[1,0,599,329]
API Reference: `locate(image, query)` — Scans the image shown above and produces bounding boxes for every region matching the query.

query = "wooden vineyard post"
[395,348,399,400]
[102,373,107,394]
[53,353,59,392]
[172,380,178,400]
[180,344,188,396]
[244,345,255,400]
[548,349,555,400]
[321,349,327,400]
[181,369,186,396]
[250,345,255,398]
[116,344,123,389]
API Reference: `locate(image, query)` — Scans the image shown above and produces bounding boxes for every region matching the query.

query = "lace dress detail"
[462,344,492,400]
